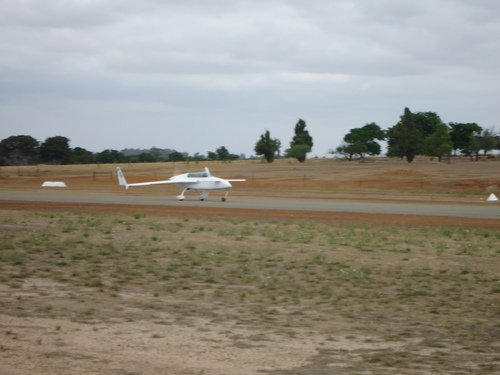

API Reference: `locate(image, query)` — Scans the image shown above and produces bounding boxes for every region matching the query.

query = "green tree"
[0,135,39,165]
[286,144,312,162]
[342,122,385,159]
[207,151,218,161]
[449,122,482,155]
[215,146,239,161]
[167,151,188,162]
[423,123,452,161]
[190,152,206,161]
[286,118,313,162]
[387,108,448,163]
[462,135,481,161]
[135,153,156,163]
[70,147,95,164]
[149,147,163,162]
[412,112,443,139]
[387,108,421,163]
[335,142,367,160]
[95,149,127,164]
[458,129,497,161]
[478,129,497,156]
[254,130,281,163]
[39,136,71,164]
[216,146,230,161]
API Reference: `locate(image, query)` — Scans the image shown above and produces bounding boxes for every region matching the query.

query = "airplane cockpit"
[187,172,209,178]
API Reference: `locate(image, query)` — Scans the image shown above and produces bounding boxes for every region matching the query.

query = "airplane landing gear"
[221,190,229,202]
[177,188,188,201]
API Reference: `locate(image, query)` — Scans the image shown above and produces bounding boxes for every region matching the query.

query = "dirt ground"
[1,158,499,374]
[1,199,499,230]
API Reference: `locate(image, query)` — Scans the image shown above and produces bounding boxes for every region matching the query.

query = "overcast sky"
[1,0,499,157]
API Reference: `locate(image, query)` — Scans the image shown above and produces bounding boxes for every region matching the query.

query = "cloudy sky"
[1,0,499,157]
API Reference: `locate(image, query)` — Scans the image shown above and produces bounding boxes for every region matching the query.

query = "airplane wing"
[117,167,199,190]
[125,180,178,187]
[124,179,203,190]
[226,179,246,182]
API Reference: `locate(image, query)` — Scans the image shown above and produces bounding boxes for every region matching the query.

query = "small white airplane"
[116,167,245,202]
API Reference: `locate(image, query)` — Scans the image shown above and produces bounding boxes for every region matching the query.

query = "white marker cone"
[487,193,498,202]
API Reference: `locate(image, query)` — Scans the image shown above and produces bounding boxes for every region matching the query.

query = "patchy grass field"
[0,209,499,374]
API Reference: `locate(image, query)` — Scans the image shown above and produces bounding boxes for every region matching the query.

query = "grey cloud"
[0,0,499,156]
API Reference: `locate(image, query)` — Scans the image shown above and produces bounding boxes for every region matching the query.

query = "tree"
[207,151,218,161]
[422,123,452,161]
[454,128,498,161]
[285,144,311,162]
[387,108,421,163]
[341,122,385,159]
[449,122,482,155]
[149,147,163,162]
[462,135,481,161]
[216,146,230,161]
[70,147,95,164]
[286,118,313,162]
[39,136,71,164]
[478,129,497,156]
[0,135,39,165]
[254,130,281,163]
[190,152,206,161]
[215,146,239,161]
[167,151,188,162]
[412,112,443,139]
[335,142,367,161]
[136,153,156,163]
[387,108,449,163]
[95,149,127,164]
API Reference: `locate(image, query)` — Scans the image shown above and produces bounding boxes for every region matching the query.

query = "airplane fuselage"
[170,175,232,191]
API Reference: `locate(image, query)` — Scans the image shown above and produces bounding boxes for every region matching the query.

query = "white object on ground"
[41,181,67,188]
[486,193,498,202]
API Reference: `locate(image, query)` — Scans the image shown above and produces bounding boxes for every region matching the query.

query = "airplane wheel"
[221,197,226,202]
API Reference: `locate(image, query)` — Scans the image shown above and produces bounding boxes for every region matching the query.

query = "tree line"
[1,109,498,166]
[253,111,499,163]
[334,107,499,162]
[0,135,243,166]
[0,119,314,166]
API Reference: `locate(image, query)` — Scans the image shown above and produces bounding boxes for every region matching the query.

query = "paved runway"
[0,190,499,220]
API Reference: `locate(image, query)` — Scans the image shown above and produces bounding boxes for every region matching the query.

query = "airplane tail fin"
[204,167,212,177]
[116,167,129,189]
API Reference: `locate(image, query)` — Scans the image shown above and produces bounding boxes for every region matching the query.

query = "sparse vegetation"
[0,210,499,373]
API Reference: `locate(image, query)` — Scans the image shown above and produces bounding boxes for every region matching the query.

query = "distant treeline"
[0,135,243,166]
[2,107,499,166]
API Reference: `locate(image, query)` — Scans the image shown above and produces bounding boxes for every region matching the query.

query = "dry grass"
[1,157,500,200]
[1,209,499,374]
